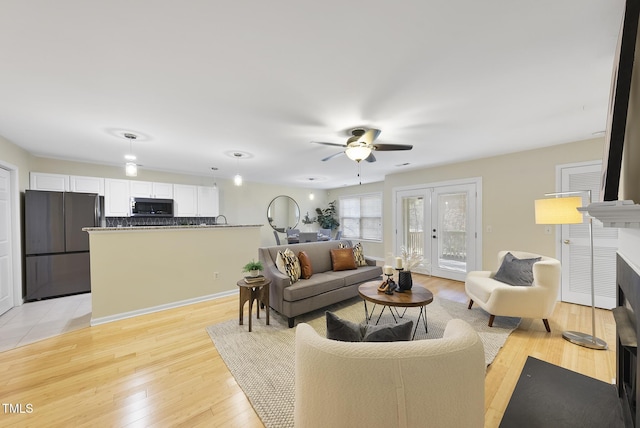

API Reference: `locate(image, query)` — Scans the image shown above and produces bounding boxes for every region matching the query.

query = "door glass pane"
[437,192,467,272]
[401,196,424,259]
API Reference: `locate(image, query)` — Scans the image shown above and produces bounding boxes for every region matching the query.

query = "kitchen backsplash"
[106,217,219,227]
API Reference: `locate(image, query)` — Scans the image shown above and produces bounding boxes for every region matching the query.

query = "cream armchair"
[294,319,485,428]
[465,250,561,332]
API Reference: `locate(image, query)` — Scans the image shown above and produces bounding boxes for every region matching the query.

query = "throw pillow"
[276,248,301,284]
[353,242,366,267]
[493,252,541,286]
[362,320,413,342]
[339,242,367,267]
[325,311,414,342]
[298,251,313,279]
[330,248,357,271]
[325,311,365,342]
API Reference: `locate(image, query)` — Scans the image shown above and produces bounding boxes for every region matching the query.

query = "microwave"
[130,197,174,217]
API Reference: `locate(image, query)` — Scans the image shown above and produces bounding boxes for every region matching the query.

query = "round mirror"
[267,195,300,232]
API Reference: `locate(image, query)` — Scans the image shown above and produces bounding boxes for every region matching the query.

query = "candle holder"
[384,272,396,295]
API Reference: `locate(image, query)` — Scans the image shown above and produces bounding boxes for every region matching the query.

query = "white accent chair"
[294,319,485,428]
[465,250,561,332]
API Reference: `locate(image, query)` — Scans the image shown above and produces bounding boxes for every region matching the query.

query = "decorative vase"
[250,269,260,277]
[398,271,413,291]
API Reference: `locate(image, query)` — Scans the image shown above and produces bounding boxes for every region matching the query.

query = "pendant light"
[124,133,138,177]
[233,153,243,186]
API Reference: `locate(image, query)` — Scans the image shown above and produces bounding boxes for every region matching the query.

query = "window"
[339,193,382,241]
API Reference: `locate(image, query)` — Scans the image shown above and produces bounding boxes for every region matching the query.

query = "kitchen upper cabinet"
[129,181,173,199]
[173,185,218,217]
[30,172,69,191]
[197,186,219,217]
[104,179,130,217]
[173,184,198,217]
[70,175,105,195]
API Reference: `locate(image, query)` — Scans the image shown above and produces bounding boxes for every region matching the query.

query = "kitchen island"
[84,224,262,324]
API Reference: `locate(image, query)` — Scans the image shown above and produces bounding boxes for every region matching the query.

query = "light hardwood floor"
[0,275,616,427]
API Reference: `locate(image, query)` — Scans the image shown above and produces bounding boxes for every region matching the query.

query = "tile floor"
[0,293,92,352]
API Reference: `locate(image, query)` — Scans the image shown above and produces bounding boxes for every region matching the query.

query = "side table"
[236,277,271,332]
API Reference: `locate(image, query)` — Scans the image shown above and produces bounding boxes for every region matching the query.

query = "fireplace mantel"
[578,200,640,229]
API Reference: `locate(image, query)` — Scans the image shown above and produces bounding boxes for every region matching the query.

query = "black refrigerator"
[24,190,103,301]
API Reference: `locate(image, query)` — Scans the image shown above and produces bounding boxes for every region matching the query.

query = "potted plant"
[243,259,264,277]
[315,200,340,230]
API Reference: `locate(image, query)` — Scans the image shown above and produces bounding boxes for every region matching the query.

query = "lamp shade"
[534,196,583,225]
[345,145,372,162]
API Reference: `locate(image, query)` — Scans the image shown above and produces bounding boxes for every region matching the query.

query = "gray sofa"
[258,240,382,327]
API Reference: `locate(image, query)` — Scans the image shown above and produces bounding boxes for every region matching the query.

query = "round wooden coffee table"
[358,280,434,340]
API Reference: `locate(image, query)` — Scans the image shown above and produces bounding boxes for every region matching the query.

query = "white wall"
[329,137,605,270]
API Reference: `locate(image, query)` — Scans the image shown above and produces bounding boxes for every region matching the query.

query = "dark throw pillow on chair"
[494,252,541,286]
[325,311,413,342]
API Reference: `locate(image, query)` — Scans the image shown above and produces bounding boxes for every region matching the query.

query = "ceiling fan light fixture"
[345,145,372,162]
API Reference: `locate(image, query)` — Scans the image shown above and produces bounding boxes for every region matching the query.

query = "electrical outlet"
[214,272,219,280]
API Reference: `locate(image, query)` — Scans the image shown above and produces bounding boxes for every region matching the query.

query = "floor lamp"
[534,191,607,350]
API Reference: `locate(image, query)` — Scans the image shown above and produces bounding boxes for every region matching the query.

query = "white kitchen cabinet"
[70,175,105,195]
[104,179,130,217]
[173,185,218,217]
[30,172,69,191]
[173,184,198,217]
[197,186,219,217]
[129,181,173,199]
[152,182,173,199]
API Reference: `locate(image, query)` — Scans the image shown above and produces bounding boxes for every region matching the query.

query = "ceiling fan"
[312,128,413,163]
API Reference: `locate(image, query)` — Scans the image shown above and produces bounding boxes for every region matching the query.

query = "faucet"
[215,215,227,225]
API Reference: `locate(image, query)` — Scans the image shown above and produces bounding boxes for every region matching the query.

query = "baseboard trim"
[90,290,238,326]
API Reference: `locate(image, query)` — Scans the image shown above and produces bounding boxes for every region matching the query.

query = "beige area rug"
[206,296,519,428]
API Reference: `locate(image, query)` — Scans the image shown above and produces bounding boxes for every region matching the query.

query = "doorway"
[558,162,618,309]
[395,179,481,281]
[0,166,15,316]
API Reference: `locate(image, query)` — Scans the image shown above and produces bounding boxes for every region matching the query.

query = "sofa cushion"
[283,273,346,302]
[494,252,541,286]
[325,311,413,342]
[331,248,357,271]
[340,265,383,286]
[298,251,313,279]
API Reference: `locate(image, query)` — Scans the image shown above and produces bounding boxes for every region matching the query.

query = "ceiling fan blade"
[312,141,347,148]
[321,151,345,161]
[364,152,376,163]
[357,129,381,145]
[372,143,413,151]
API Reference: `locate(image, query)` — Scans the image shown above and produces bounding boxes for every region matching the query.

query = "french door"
[559,163,617,309]
[395,180,479,281]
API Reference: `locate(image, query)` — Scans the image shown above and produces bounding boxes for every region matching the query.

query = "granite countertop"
[83,224,263,231]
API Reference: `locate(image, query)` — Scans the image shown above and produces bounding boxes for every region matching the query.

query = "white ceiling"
[0,1,625,189]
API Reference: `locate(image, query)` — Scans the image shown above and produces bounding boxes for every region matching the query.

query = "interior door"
[560,163,618,309]
[0,168,13,316]
[430,183,477,281]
